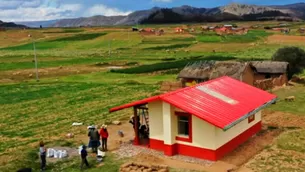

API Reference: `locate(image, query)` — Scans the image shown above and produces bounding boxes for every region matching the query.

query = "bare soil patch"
[222,127,282,166]
[0,65,123,83]
[75,122,134,152]
[132,153,235,172]
[245,146,305,172]
[262,110,305,129]
[267,35,305,44]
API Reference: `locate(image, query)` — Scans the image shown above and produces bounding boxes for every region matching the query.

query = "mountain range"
[0,20,26,28]
[6,3,305,28]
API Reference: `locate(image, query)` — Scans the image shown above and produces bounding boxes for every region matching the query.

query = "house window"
[248,114,255,123]
[175,112,192,142]
[178,116,189,136]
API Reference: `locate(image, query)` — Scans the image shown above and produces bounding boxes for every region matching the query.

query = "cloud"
[86,4,133,16]
[0,0,42,9]
[152,0,173,2]
[0,3,83,22]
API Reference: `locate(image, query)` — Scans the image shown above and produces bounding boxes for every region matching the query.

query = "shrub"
[272,46,305,79]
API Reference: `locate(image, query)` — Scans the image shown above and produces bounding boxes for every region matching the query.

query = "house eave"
[223,97,277,131]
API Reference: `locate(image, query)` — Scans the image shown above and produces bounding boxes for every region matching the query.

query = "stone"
[121,162,130,168]
[112,120,121,125]
[29,74,33,78]
[66,133,74,138]
[285,96,295,101]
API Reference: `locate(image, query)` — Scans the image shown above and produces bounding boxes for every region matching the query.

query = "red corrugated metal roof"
[109,76,277,130]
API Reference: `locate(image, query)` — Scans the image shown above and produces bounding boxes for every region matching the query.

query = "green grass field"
[1,23,305,171]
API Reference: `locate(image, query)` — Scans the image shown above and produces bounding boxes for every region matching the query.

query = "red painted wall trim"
[175,112,193,143]
[149,121,262,161]
[149,139,164,151]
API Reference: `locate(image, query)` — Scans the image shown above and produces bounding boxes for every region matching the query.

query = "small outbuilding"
[250,61,289,86]
[109,76,277,161]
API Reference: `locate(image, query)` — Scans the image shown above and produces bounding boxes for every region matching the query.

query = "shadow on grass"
[143,43,192,50]
[110,55,236,74]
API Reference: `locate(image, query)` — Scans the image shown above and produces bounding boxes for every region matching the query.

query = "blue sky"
[0,0,303,22]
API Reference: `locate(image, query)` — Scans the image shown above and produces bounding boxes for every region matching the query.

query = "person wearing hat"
[80,145,89,170]
[87,126,100,153]
[99,124,109,151]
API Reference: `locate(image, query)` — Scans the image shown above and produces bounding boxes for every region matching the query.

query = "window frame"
[175,112,192,143]
[248,114,255,123]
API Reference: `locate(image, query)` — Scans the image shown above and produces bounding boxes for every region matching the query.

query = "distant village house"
[175,27,186,33]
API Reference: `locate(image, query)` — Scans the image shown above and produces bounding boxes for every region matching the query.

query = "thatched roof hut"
[178,61,249,81]
[250,61,289,74]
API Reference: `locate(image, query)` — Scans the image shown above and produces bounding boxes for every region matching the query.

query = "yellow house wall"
[148,104,261,151]
[172,107,217,150]
[148,101,164,140]
[215,111,262,149]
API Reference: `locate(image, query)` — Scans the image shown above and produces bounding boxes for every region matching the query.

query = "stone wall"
[254,74,287,90]
[120,162,169,172]
[254,78,273,90]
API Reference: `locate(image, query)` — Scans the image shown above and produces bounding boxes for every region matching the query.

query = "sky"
[0,0,303,22]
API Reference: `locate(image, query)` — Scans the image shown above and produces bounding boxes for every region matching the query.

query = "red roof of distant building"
[216,27,227,32]
[109,76,277,130]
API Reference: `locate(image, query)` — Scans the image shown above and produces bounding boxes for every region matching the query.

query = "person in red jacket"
[99,124,109,151]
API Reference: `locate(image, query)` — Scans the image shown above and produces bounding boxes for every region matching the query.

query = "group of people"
[81,124,109,169]
[37,124,109,171]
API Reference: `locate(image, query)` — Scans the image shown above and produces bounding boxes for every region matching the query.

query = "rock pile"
[120,162,169,172]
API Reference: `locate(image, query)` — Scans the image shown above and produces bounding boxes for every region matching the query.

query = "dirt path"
[132,153,236,172]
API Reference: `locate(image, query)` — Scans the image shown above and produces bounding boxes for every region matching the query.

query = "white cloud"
[152,0,173,2]
[86,4,133,17]
[0,4,83,22]
[0,0,42,9]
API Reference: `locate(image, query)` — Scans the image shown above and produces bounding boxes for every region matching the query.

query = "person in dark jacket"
[87,126,100,153]
[99,125,109,151]
[80,145,89,170]
[39,141,46,171]
[129,115,140,129]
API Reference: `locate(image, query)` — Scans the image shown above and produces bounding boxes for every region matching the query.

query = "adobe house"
[177,61,255,87]
[177,60,289,89]
[109,76,277,161]
[250,61,289,87]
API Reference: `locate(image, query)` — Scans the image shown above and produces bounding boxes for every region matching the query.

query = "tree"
[272,46,305,79]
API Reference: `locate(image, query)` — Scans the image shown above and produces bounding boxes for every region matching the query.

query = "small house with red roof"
[109,76,276,161]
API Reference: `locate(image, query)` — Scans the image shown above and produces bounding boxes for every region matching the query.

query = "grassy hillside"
[1,24,305,171]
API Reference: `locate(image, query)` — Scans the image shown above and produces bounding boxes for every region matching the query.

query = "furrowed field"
[1,22,305,171]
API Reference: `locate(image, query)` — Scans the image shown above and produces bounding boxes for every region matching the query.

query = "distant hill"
[18,2,305,28]
[15,20,58,28]
[0,20,26,28]
[52,15,126,27]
